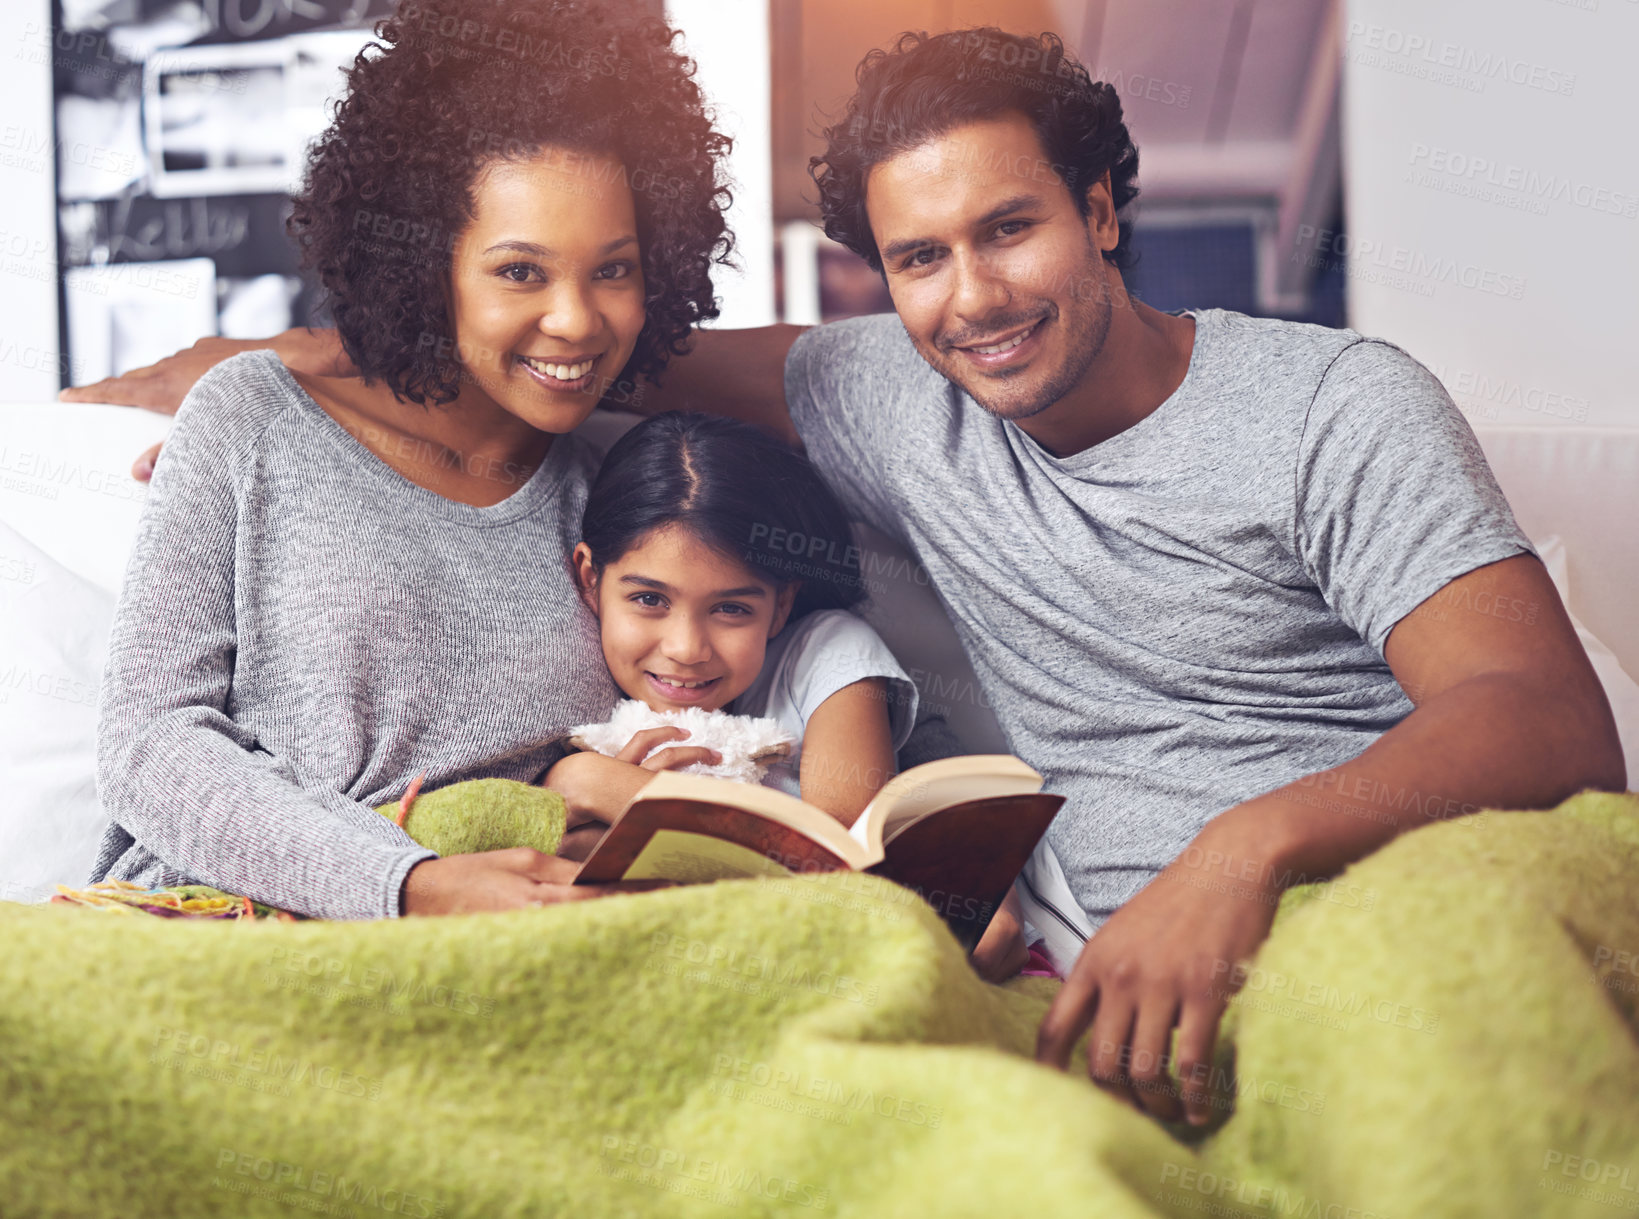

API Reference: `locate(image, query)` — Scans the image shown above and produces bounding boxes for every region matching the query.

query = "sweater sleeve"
[94,365,435,920]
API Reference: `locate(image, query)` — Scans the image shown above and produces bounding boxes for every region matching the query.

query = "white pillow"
[1534,535,1639,788]
[0,401,171,595]
[0,522,114,902]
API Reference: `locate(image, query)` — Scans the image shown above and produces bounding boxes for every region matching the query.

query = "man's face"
[865,113,1118,421]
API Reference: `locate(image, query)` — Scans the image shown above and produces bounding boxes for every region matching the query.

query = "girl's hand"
[615,726,722,772]
[555,822,610,862]
[969,887,1032,983]
[401,849,666,915]
[544,737,722,829]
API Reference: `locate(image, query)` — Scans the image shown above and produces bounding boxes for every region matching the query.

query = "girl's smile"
[643,671,723,704]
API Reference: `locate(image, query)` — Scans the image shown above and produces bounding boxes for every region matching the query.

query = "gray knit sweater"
[91,350,620,919]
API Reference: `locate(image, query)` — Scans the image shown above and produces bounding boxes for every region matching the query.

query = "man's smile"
[948,316,1049,371]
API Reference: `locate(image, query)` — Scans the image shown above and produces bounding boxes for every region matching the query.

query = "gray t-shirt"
[92,350,619,919]
[728,608,919,797]
[786,308,1532,922]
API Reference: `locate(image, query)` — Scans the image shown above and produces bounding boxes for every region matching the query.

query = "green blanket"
[4,790,1637,1217]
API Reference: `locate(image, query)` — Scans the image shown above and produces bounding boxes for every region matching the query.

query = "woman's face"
[573,525,798,714]
[446,148,647,434]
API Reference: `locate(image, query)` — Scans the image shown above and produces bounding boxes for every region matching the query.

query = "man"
[69,27,1624,1126]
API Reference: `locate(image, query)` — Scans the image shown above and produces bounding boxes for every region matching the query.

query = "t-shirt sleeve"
[784,610,920,753]
[95,360,435,920]
[783,316,907,538]
[1293,339,1534,654]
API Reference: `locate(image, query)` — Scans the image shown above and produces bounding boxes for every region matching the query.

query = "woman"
[91,0,732,918]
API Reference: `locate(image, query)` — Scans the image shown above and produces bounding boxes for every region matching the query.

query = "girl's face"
[446,148,647,434]
[573,525,798,713]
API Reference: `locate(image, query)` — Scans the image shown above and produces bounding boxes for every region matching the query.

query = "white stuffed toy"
[567,699,795,785]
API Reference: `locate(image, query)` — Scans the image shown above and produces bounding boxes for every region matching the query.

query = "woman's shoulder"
[169,350,310,468]
[180,349,301,415]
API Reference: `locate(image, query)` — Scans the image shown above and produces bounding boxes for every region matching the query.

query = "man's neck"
[1013,302,1197,459]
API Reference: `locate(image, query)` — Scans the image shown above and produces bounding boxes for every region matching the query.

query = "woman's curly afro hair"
[810,27,1139,272]
[288,0,733,407]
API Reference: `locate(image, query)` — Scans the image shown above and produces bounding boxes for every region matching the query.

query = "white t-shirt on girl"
[727,609,919,798]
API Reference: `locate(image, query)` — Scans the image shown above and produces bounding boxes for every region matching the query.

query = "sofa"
[2,397,1635,901]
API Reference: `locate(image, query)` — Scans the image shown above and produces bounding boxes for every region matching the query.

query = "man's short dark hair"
[809,27,1140,272]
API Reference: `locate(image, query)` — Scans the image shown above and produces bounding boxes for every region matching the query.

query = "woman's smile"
[515,351,605,393]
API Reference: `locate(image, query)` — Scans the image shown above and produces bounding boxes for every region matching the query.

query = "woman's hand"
[401,848,666,915]
[969,887,1031,983]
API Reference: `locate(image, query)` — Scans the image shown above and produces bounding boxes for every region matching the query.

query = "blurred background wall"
[1344,0,1638,430]
[0,0,1634,435]
[2,0,60,401]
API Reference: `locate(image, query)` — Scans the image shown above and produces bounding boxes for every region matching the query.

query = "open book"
[574,755,1065,950]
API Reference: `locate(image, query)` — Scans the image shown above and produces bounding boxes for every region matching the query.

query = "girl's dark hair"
[287,0,733,407]
[581,412,867,620]
[810,27,1140,271]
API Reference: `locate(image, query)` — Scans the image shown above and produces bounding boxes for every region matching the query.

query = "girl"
[545,412,920,856]
[545,413,1031,980]
[90,0,731,918]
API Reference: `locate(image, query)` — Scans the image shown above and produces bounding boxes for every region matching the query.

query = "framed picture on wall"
[142,30,369,199]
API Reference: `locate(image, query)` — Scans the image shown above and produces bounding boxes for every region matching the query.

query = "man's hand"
[58,328,352,481]
[401,848,666,915]
[59,335,272,414]
[1035,554,1626,1126]
[1035,818,1279,1125]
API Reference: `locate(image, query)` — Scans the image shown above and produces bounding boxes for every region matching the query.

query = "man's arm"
[1035,553,1624,1124]
[60,323,808,478]
[59,328,352,413]
[628,324,807,448]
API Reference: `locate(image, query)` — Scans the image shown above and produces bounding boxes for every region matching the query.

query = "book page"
[849,755,1044,856]
[620,830,795,883]
[636,772,868,868]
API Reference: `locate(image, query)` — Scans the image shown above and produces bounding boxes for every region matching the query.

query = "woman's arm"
[100,386,664,917]
[797,678,897,827]
[95,386,440,919]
